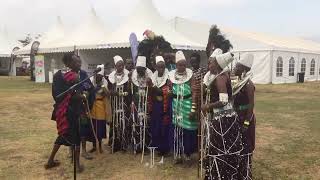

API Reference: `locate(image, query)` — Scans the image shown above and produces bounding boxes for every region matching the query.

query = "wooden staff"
[141,86,148,163]
[130,82,137,154]
[112,95,116,154]
[84,96,99,155]
[198,73,204,178]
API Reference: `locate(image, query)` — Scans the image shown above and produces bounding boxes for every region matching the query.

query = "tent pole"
[297,52,300,81]
[315,57,320,81]
[270,50,274,84]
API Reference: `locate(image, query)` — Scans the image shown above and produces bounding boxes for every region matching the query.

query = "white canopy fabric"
[169,17,320,84]
[38,8,110,53]
[169,17,320,54]
[106,0,204,51]
[0,28,16,57]
[15,16,66,55]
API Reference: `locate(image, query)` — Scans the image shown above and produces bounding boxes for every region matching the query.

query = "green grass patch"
[0,77,319,179]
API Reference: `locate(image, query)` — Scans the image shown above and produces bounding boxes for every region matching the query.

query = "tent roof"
[15,16,66,55]
[169,17,320,54]
[106,0,204,51]
[0,27,16,57]
[38,8,110,53]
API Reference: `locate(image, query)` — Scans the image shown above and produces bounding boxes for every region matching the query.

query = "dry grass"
[0,76,320,180]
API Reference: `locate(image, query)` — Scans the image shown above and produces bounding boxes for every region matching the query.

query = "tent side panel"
[303,53,319,82]
[272,51,299,84]
[238,51,271,84]
[43,53,64,82]
[0,57,11,75]
[79,48,131,76]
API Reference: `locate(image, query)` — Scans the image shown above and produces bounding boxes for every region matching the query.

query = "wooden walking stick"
[200,85,204,178]
[141,86,148,163]
[198,73,204,178]
[84,97,99,155]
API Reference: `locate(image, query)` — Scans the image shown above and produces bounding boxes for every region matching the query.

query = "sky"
[0,0,319,42]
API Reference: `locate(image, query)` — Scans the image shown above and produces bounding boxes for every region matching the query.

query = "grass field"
[0,76,319,180]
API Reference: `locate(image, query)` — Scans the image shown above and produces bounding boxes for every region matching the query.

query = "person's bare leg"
[99,141,103,153]
[75,146,84,173]
[48,144,60,163]
[69,147,72,156]
[81,139,93,159]
[68,147,73,162]
[45,144,61,169]
[89,142,97,153]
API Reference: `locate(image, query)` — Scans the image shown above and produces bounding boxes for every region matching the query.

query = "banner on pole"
[35,55,45,83]
[129,33,139,65]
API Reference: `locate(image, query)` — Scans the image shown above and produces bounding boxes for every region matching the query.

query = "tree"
[18,34,32,47]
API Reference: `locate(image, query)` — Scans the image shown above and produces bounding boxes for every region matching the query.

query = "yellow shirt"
[91,91,112,121]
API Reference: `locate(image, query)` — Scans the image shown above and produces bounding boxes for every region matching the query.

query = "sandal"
[88,148,96,153]
[44,160,60,169]
[77,165,84,173]
[81,152,93,160]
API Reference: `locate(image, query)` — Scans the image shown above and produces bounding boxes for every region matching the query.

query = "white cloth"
[90,76,108,88]
[232,71,253,96]
[210,48,223,58]
[175,50,186,63]
[156,56,165,64]
[136,56,146,67]
[239,53,254,68]
[113,55,124,65]
[152,69,169,88]
[132,68,153,87]
[97,64,104,76]
[108,69,130,86]
[203,68,229,86]
[219,93,229,103]
[169,68,193,84]
[216,52,234,69]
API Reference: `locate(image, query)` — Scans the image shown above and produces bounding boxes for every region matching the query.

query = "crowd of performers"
[45,26,256,180]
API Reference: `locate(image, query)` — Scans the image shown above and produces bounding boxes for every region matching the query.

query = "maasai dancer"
[131,56,153,155]
[108,55,131,152]
[190,52,206,126]
[150,56,172,163]
[190,52,206,175]
[169,51,199,165]
[45,53,87,172]
[89,64,112,153]
[201,52,243,179]
[190,52,206,77]
[138,29,173,72]
[233,54,256,180]
[78,66,94,160]
[164,52,176,71]
[206,25,233,58]
[125,58,134,72]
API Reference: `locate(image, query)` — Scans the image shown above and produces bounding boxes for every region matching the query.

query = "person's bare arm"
[245,80,255,122]
[211,75,229,108]
[202,75,229,112]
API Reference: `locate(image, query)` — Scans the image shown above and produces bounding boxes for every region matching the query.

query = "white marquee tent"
[38,8,111,53]
[169,17,320,84]
[106,0,203,51]
[19,0,205,82]
[0,27,14,57]
[15,16,66,55]
[14,8,113,81]
[0,27,21,75]
[13,16,67,80]
[0,29,11,75]
[40,8,114,80]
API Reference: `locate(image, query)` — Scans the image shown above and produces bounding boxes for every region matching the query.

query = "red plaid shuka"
[55,71,78,136]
